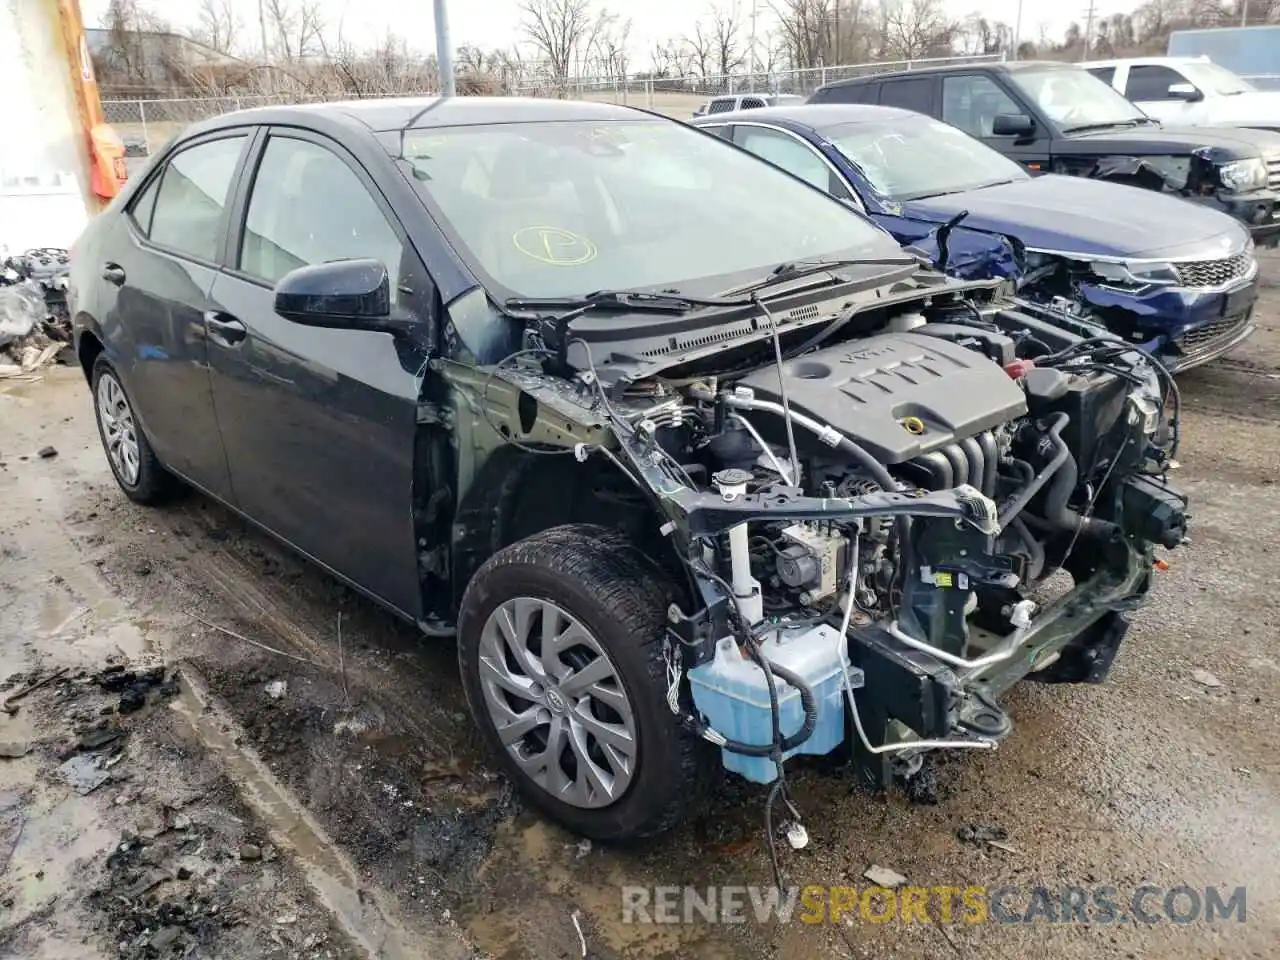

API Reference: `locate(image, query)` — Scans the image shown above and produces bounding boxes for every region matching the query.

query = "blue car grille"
[1177,309,1252,364]
[1173,252,1254,288]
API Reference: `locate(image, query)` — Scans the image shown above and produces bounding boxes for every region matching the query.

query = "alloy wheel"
[476,596,638,809]
[96,372,141,486]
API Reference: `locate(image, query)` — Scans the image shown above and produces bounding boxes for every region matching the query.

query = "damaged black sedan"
[68,98,1188,842]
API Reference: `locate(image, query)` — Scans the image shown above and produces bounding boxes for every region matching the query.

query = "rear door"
[940,73,1052,171]
[103,132,251,499]
[204,128,435,618]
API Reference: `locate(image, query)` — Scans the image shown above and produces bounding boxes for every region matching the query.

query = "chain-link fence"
[103,53,1006,157]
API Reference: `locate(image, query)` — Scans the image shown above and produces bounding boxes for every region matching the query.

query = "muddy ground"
[3,253,1280,959]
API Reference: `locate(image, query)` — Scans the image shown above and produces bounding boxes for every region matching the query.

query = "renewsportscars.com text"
[621,884,1247,925]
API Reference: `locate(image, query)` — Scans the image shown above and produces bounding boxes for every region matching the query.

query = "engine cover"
[738,330,1028,463]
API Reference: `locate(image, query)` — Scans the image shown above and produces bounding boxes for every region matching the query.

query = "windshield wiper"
[726,256,919,296]
[1062,118,1155,133]
[504,289,723,316]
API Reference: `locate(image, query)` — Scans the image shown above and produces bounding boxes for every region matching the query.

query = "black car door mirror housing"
[273,259,403,332]
[992,113,1035,137]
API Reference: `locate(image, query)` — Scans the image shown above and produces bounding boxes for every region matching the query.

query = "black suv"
[810,60,1280,245]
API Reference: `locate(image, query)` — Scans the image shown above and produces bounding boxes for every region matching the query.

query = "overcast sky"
[83,0,1103,65]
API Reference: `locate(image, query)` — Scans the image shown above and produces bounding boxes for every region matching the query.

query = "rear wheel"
[458,524,709,841]
[91,355,177,504]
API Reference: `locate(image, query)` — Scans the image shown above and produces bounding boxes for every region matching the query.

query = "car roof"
[1084,55,1212,69]
[188,95,652,136]
[692,103,921,126]
[819,59,1078,89]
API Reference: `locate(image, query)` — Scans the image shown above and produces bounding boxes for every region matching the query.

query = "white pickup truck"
[1085,56,1280,132]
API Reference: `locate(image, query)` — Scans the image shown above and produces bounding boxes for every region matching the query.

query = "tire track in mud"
[168,498,466,756]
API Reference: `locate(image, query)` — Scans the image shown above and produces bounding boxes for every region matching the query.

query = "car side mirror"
[1167,83,1204,102]
[273,259,403,333]
[992,113,1035,137]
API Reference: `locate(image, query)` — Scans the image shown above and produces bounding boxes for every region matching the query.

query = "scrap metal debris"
[58,753,113,795]
[956,823,1009,845]
[0,247,71,377]
[862,865,909,888]
[1191,668,1223,688]
[2,665,70,715]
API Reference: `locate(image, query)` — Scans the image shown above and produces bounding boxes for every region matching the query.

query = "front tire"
[458,524,709,841]
[91,355,176,504]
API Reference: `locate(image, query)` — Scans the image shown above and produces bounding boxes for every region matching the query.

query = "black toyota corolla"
[68,98,1187,843]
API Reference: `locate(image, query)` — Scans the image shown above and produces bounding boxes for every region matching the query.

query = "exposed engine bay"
[499,272,1191,802]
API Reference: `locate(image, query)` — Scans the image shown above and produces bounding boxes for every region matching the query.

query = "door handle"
[204,311,248,347]
[102,262,126,286]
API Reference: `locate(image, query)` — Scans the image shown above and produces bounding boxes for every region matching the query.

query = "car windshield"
[1181,61,1257,95]
[391,119,898,299]
[1008,67,1149,130]
[823,116,1029,200]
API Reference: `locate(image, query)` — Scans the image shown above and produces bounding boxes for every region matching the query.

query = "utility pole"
[1081,0,1097,62]
[258,0,269,64]
[1241,0,1249,26]
[1012,0,1023,60]
[434,0,455,97]
[749,0,758,93]
[834,0,840,68]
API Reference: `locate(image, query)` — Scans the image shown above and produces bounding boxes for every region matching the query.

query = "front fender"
[873,214,1024,283]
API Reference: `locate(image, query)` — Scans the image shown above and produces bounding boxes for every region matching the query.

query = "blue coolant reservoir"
[687,624,863,784]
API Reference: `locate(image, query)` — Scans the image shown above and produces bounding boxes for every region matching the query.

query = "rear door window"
[815,81,879,105]
[146,136,247,261]
[739,96,767,110]
[707,98,736,114]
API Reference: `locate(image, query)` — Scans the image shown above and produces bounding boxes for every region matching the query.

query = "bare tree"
[519,0,598,93]
[772,0,838,69]
[591,15,632,81]
[192,0,239,55]
[956,14,1012,56]
[710,3,746,76]
[262,0,324,63]
[682,21,716,77]
[881,0,955,59]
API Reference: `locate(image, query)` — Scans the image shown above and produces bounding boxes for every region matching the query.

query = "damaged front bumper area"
[1191,188,1280,248]
[582,297,1189,791]
[1071,275,1259,372]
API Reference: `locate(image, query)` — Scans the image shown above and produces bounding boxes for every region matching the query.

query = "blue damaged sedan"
[693,104,1259,371]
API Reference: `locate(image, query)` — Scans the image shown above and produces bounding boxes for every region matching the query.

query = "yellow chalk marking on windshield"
[513,226,597,266]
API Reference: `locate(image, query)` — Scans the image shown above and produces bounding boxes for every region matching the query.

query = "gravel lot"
[2,251,1278,959]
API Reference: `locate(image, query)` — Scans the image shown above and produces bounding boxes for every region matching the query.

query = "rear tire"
[458,524,710,841]
[91,354,177,504]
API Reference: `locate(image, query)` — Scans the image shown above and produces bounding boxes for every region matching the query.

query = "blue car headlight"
[1089,259,1180,289]
[1218,158,1268,193]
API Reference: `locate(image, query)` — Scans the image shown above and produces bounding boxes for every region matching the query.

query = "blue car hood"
[899,175,1237,259]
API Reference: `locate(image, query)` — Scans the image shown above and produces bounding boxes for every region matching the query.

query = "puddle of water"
[171,667,471,960]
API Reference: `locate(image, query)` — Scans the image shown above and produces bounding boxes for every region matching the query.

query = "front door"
[106,133,251,499]
[205,130,433,618]
[1124,63,1208,125]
